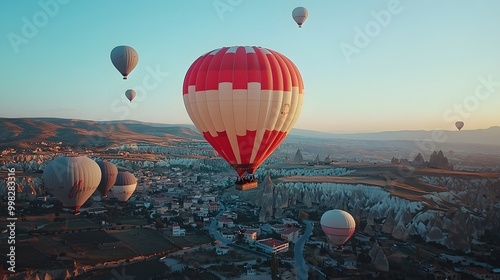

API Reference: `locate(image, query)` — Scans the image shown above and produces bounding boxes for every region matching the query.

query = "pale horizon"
[1,115,497,134]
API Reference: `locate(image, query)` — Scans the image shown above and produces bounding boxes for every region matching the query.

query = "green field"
[36,218,99,232]
[113,217,148,226]
[21,230,137,266]
[74,258,169,280]
[109,228,178,255]
[169,233,214,248]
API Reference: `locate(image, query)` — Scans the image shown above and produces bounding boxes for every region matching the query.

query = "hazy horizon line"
[0,116,497,135]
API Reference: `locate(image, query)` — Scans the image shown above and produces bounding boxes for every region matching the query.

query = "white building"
[255,238,289,254]
[216,245,230,255]
[223,211,238,219]
[270,224,288,233]
[217,217,234,229]
[244,230,258,245]
[280,227,301,242]
[172,224,186,236]
[220,230,236,242]
[281,218,299,226]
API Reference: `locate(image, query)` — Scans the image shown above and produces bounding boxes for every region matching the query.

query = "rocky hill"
[0,118,202,149]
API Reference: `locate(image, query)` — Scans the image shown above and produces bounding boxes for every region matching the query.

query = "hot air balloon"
[110,45,139,79]
[320,210,356,248]
[292,7,308,28]
[96,160,118,197]
[183,46,304,190]
[125,89,137,102]
[455,121,464,131]
[110,171,137,202]
[42,155,101,215]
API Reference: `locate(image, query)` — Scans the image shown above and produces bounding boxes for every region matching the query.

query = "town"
[1,134,500,280]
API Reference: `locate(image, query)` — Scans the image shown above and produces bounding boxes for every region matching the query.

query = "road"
[208,202,233,244]
[294,220,313,280]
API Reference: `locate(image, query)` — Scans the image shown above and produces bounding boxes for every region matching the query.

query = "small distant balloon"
[455,121,464,131]
[125,89,136,102]
[292,7,308,28]
[110,45,139,79]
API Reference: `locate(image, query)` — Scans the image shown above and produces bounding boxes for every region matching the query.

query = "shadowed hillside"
[0,118,202,149]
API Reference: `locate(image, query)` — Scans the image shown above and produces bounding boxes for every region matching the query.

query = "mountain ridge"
[0,117,498,148]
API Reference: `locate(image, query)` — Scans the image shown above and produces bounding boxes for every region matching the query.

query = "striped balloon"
[320,209,356,246]
[111,171,137,202]
[183,46,304,177]
[96,160,118,197]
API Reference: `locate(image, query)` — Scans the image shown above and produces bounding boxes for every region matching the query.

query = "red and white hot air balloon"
[42,155,101,215]
[183,46,304,181]
[320,209,356,247]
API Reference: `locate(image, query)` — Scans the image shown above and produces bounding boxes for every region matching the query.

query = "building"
[463,267,497,280]
[183,201,193,210]
[223,211,238,220]
[217,217,234,228]
[172,224,186,237]
[216,245,230,255]
[280,227,301,242]
[244,230,258,245]
[281,218,299,226]
[270,224,288,233]
[255,238,289,254]
[204,202,220,212]
[220,229,236,242]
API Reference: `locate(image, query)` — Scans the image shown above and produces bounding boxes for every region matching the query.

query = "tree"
[271,253,279,280]
[155,217,164,230]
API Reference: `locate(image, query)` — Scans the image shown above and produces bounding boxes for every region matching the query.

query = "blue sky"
[1,0,499,133]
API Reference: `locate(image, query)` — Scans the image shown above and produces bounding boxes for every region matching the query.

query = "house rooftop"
[257,238,287,248]
[281,227,300,235]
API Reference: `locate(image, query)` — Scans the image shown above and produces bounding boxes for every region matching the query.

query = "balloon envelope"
[111,171,137,202]
[292,7,308,27]
[96,161,118,197]
[110,46,139,79]
[42,156,101,214]
[455,121,464,131]
[320,210,356,246]
[125,89,137,102]
[183,46,304,177]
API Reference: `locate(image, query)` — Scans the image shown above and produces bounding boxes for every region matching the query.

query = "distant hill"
[1,117,498,149]
[288,127,500,147]
[0,118,202,149]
